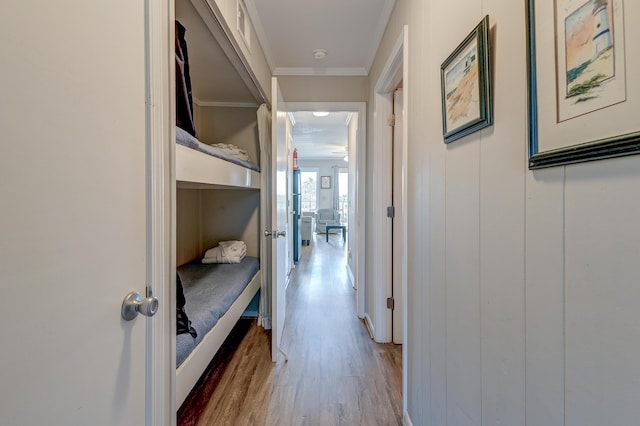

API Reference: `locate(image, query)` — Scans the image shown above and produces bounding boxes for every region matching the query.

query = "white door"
[392,88,404,344]
[270,78,290,362]
[0,1,155,424]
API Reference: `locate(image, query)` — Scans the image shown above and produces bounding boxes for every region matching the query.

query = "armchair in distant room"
[314,208,341,234]
[300,212,315,245]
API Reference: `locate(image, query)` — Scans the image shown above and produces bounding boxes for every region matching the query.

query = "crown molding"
[273,67,368,76]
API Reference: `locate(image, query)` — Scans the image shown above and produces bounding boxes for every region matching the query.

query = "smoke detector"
[312,49,328,60]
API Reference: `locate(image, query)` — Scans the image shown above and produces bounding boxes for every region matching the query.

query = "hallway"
[181,233,402,425]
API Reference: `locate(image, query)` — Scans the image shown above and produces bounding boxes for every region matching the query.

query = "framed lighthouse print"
[526,0,640,169]
[440,15,493,144]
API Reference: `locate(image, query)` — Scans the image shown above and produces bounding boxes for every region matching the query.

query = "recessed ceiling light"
[312,49,328,60]
[312,111,329,117]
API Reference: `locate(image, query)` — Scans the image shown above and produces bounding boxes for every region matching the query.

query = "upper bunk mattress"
[176,126,260,172]
[176,256,260,367]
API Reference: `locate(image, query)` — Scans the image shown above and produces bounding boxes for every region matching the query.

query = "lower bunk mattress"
[176,256,260,367]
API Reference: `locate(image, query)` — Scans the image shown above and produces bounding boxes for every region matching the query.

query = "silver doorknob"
[121,291,159,321]
[265,229,286,238]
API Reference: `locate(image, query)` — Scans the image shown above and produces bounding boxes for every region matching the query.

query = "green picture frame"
[440,15,493,144]
[526,0,640,169]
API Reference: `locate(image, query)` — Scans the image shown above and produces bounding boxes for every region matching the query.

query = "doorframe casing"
[147,0,174,423]
[392,87,404,345]
[371,24,409,413]
[284,102,367,318]
[371,26,408,341]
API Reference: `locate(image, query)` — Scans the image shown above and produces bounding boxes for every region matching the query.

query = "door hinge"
[387,114,395,127]
[387,206,395,218]
[387,297,395,310]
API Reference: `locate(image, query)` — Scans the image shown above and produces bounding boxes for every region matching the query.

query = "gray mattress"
[176,256,260,368]
[176,126,260,172]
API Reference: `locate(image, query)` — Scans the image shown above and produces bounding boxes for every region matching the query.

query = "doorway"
[371,25,408,413]
[285,102,367,318]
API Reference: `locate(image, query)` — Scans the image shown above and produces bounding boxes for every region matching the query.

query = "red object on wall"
[293,148,299,170]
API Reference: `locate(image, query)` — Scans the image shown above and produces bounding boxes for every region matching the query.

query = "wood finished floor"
[182,233,402,425]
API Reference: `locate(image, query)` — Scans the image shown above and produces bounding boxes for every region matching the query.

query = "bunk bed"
[176,126,260,190]
[174,0,267,409]
[175,257,261,407]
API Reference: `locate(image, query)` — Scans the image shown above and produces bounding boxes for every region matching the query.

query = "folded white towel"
[201,249,246,263]
[202,241,247,264]
[219,240,244,248]
[210,143,251,162]
[203,240,244,256]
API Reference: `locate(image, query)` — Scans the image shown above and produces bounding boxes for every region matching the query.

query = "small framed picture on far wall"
[321,176,331,189]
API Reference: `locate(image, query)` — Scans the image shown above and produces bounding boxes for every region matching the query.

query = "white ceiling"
[245,0,396,76]
[244,0,395,159]
[291,111,351,160]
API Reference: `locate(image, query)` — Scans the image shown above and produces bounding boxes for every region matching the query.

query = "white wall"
[195,105,260,165]
[176,188,260,267]
[370,0,640,424]
[278,76,368,103]
[176,189,202,266]
[297,159,348,210]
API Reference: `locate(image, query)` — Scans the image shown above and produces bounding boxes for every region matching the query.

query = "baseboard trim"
[403,411,413,426]
[346,264,355,289]
[364,313,375,339]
